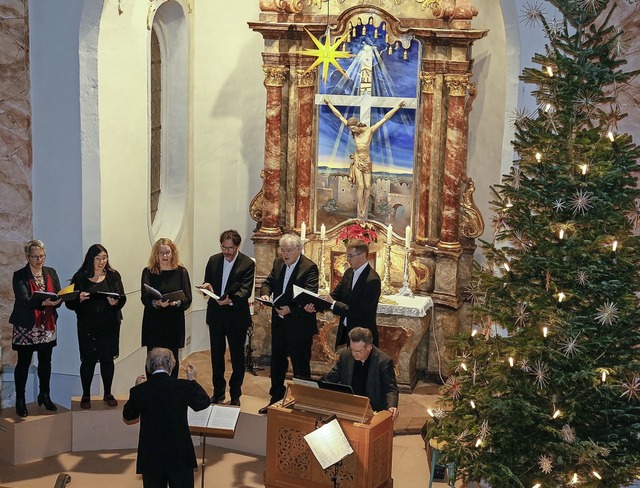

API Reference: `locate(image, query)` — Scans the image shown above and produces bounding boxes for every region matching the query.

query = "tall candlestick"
[320,224,326,240]
[405,225,411,248]
[300,222,306,241]
[386,224,393,245]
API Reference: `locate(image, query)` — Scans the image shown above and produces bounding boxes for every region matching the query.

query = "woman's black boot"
[37,393,57,411]
[16,397,28,417]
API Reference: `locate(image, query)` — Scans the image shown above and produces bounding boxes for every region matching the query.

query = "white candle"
[405,225,411,248]
[320,224,326,240]
[386,224,392,245]
[300,222,306,241]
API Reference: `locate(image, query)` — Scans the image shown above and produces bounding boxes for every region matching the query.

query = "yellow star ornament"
[301,28,353,83]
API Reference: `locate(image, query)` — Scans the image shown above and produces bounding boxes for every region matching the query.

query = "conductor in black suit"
[325,327,399,419]
[258,233,319,413]
[123,347,210,488]
[307,239,381,349]
[200,229,255,407]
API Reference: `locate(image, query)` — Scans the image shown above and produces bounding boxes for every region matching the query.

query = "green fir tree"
[428,1,640,487]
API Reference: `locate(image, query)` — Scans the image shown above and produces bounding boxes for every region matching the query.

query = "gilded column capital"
[263,66,288,87]
[295,69,316,88]
[420,72,436,94]
[444,74,470,97]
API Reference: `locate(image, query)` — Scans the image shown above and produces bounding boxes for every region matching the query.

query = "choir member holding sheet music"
[258,233,319,414]
[123,348,209,488]
[66,244,126,409]
[141,238,192,378]
[10,239,62,417]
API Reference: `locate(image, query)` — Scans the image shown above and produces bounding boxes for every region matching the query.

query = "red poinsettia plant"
[336,220,378,245]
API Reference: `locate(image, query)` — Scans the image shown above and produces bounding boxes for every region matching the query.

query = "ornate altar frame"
[249,1,488,378]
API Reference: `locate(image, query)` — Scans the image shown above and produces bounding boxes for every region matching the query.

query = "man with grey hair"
[258,233,319,414]
[123,347,210,488]
[325,327,399,419]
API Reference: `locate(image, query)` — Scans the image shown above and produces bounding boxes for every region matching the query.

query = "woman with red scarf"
[9,240,62,417]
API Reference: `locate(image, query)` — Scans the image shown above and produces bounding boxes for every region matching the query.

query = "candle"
[300,222,306,241]
[386,224,392,245]
[405,226,411,248]
[320,224,326,240]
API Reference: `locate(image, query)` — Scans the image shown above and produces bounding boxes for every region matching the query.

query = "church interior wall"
[7,0,637,405]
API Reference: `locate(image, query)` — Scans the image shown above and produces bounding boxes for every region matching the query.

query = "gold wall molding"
[420,72,436,94]
[295,68,316,87]
[444,73,470,96]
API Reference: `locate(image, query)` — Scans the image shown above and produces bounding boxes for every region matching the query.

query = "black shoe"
[211,394,225,404]
[37,393,57,411]
[230,397,241,407]
[16,398,28,418]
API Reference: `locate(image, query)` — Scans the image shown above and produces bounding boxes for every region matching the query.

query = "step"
[0,403,71,465]
[70,395,139,452]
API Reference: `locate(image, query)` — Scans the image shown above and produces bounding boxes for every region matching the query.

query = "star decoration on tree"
[620,375,640,401]
[519,358,532,373]
[531,360,550,389]
[514,301,530,327]
[521,0,545,27]
[559,333,583,358]
[569,188,594,215]
[478,420,491,441]
[552,198,566,212]
[538,454,554,474]
[594,300,619,326]
[444,375,463,399]
[561,424,576,443]
[301,28,353,83]
[625,199,640,229]
[575,270,589,286]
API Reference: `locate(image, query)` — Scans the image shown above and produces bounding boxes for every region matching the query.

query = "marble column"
[294,68,316,230]
[259,66,288,235]
[438,74,470,250]
[416,72,435,246]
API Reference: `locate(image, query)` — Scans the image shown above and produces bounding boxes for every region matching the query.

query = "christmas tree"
[428,1,640,486]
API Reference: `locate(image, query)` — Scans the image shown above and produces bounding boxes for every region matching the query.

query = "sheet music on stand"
[304,419,354,470]
[188,404,240,437]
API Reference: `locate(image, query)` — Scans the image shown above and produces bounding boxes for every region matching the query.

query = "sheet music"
[208,405,241,430]
[188,405,213,428]
[304,419,354,470]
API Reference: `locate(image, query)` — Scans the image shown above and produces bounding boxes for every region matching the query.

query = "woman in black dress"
[66,244,126,409]
[141,238,192,377]
[10,239,62,417]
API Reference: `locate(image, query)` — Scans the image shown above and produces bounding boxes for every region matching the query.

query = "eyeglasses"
[345,251,364,260]
[220,245,237,252]
[94,256,108,261]
[350,345,370,355]
[158,251,172,256]
[29,254,46,260]
[279,247,299,254]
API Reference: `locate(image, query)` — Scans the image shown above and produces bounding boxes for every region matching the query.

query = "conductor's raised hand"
[186,364,197,381]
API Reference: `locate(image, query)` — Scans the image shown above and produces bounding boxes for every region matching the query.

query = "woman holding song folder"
[140,238,192,377]
[67,244,126,409]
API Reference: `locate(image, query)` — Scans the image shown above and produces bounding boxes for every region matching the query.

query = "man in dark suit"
[200,229,255,407]
[123,347,210,488]
[323,239,381,349]
[325,327,398,418]
[258,233,319,413]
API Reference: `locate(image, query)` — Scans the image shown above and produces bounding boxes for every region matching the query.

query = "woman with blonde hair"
[140,238,192,377]
[9,240,62,417]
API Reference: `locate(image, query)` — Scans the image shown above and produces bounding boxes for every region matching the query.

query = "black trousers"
[208,322,247,399]
[269,322,313,402]
[14,345,54,397]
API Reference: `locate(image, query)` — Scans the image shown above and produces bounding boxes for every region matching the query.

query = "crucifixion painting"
[315,22,419,228]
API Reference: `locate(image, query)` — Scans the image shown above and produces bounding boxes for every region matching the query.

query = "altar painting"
[315,20,419,230]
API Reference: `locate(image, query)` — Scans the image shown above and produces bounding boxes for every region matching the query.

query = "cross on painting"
[315,17,419,230]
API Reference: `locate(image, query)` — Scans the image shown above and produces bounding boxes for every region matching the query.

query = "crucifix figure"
[324,98,405,219]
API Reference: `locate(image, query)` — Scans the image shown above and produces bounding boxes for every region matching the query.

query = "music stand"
[304,415,354,488]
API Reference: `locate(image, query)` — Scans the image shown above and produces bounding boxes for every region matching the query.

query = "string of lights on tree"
[428,1,640,487]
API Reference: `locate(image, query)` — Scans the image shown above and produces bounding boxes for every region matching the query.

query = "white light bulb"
[508,356,514,367]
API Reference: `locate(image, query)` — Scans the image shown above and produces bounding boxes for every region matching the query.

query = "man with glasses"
[308,239,381,349]
[325,327,398,419]
[257,234,319,414]
[201,229,255,407]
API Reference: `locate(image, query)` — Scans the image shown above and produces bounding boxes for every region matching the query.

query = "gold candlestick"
[381,242,395,295]
[318,237,329,294]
